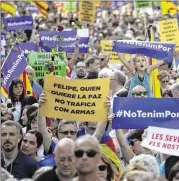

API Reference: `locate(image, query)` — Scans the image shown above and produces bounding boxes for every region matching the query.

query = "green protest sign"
[28,52,66,79]
[64,1,76,12]
[135,1,152,9]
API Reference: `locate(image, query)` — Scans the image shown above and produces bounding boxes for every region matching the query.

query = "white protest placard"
[141,126,179,156]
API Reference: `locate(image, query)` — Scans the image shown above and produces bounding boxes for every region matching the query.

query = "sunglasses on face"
[100,58,105,61]
[59,131,77,135]
[129,139,140,146]
[132,91,147,97]
[74,149,98,158]
[98,165,107,171]
[161,80,169,83]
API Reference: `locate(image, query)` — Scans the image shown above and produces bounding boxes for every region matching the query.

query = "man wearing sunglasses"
[131,85,148,98]
[73,135,104,181]
[98,52,110,70]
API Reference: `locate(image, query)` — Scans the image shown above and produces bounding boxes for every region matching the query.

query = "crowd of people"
[1,1,179,181]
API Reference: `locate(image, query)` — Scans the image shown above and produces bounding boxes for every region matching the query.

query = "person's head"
[98,68,113,79]
[1,121,22,153]
[85,56,100,73]
[119,164,153,181]
[54,138,76,178]
[133,54,148,71]
[20,130,43,157]
[20,106,29,126]
[25,65,35,82]
[127,130,145,155]
[58,120,77,141]
[75,60,87,79]
[110,71,126,90]
[23,96,38,107]
[9,78,25,104]
[168,162,179,181]
[131,85,147,98]
[32,167,52,181]
[159,62,171,71]
[84,122,97,135]
[98,52,109,69]
[165,156,179,181]
[74,135,101,175]
[158,70,170,88]
[171,83,179,98]
[26,105,38,132]
[93,39,101,51]
[129,154,160,180]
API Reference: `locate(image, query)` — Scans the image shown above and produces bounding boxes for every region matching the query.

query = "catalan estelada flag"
[32,1,48,18]
[20,71,37,99]
[1,2,16,15]
[161,1,179,15]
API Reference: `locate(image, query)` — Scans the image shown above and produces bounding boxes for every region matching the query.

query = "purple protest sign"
[1,43,27,90]
[39,29,89,53]
[4,16,33,31]
[19,42,38,57]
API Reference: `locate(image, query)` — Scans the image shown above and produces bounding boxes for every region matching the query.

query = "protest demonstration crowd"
[1,1,179,181]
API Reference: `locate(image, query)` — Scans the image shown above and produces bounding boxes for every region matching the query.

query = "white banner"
[141,126,179,156]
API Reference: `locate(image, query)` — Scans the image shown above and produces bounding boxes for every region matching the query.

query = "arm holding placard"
[38,92,52,152]
[115,129,135,163]
[147,60,165,75]
[118,53,135,75]
[93,97,110,142]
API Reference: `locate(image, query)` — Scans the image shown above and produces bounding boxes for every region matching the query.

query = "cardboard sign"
[101,40,131,64]
[28,52,66,79]
[158,18,179,51]
[141,126,179,156]
[40,75,110,122]
[79,1,95,24]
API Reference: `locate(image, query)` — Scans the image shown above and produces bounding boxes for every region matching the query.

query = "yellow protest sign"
[158,18,179,51]
[78,1,95,24]
[40,75,110,122]
[101,40,131,64]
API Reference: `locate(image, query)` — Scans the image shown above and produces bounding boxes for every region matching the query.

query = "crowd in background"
[1,1,179,181]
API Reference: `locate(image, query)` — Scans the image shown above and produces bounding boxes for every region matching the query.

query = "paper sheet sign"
[40,75,110,122]
[141,126,179,156]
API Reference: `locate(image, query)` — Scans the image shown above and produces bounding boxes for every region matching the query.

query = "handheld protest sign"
[28,52,66,79]
[40,75,110,122]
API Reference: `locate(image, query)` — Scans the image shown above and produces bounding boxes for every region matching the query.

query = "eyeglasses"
[74,149,98,158]
[98,165,107,171]
[132,91,147,97]
[161,80,169,83]
[129,139,140,146]
[59,131,77,135]
[100,58,105,61]
[88,127,96,131]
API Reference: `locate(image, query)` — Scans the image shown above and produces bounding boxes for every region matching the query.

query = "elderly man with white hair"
[25,65,42,99]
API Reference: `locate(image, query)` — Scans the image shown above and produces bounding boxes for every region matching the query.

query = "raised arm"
[68,38,80,70]
[115,129,135,163]
[118,53,135,74]
[93,97,110,141]
[147,60,165,75]
[38,93,52,152]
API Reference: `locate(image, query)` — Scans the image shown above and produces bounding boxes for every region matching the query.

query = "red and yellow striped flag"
[32,1,48,18]
[161,1,179,15]
[1,2,16,15]
[1,86,8,99]
[20,71,37,99]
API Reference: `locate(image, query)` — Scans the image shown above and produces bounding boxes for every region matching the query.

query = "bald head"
[55,138,75,154]
[132,85,147,98]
